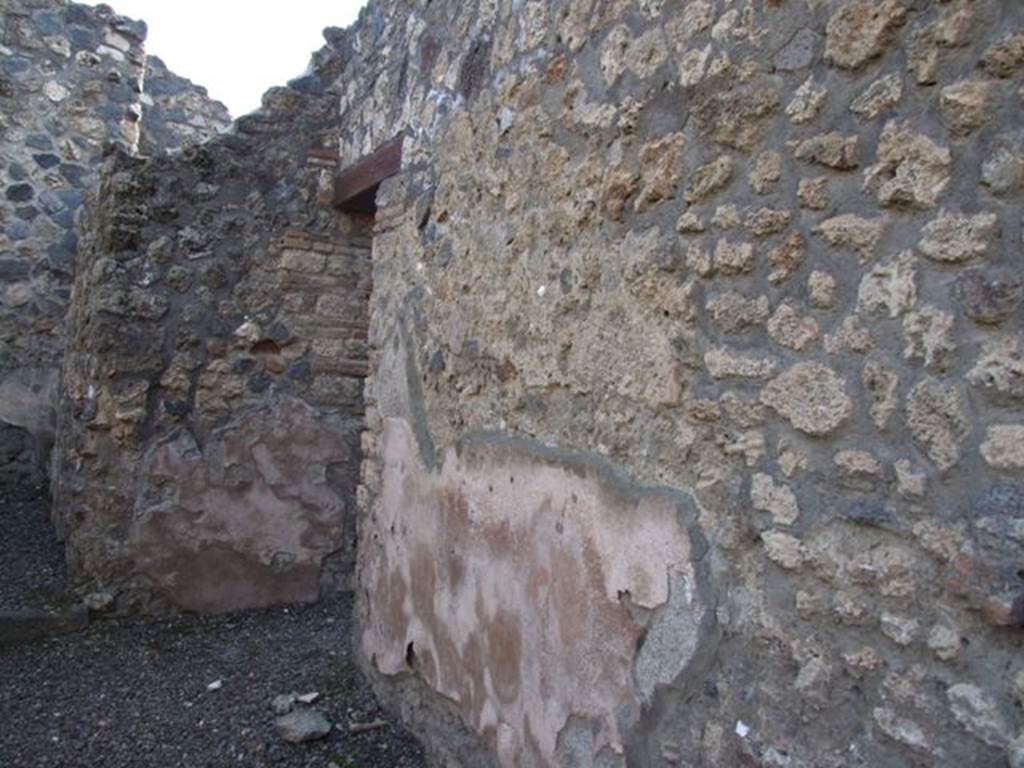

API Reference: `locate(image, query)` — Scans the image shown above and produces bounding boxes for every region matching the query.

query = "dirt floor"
[0,477,427,768]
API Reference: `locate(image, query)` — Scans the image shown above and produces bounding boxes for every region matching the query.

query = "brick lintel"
[332,134,404,214]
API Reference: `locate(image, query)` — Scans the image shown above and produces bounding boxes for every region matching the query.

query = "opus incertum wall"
[0,0,229,479]
[54,29,369,612]
[344,0,1024,765]
[54,0,1024,765]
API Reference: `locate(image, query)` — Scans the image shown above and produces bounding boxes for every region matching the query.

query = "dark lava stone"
[428,349,446,374]
[144,72,188,97]
[46,235,77,270]
[29,9,63,36]
[25,134,54,151]
[94,102,124,121]
[6,221,30,241]
[286,361,312,382]
[37,190,64,214]
[59,164,88,187]
[32,153,61,169]
[954,268,1024,324]
[107,83,137,104]
[0,259,30,281]
[2,58,31,76]
[56,188,84,210]
[287,75,323,95]
[66,25,99,51]
[267,322,292,344]
[975,485,1024,518]
[162,398,190,418]
[841,499,892,527]
[247,372,272,394]
[111,16,147,41]
[6,183,34,202]
[49,207,76,229]
[64,5,94,25]
[233,358,256,375]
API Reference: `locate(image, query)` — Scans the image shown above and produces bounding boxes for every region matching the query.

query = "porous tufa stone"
[761,362,852,436]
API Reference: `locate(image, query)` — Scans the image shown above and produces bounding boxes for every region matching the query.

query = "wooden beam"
[332,134,404,213]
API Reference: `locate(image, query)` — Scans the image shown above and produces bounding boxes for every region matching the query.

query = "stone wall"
[0,0,229,481]
[46,0,1024,764]
[54,35,370,613]
[337,0,1024,765]
[139,54,231,155]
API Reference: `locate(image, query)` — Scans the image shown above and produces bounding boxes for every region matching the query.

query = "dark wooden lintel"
[332,134,404,213]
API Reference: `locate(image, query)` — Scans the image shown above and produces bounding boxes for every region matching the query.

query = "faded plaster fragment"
[361,419,712,767]
[134,396,353,612]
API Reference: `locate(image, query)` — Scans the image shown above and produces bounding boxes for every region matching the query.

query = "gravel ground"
[0,474,69,612]
[0,481,427,768]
